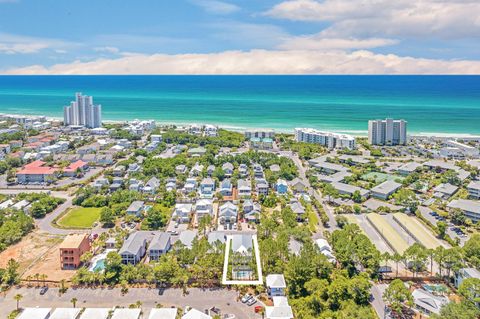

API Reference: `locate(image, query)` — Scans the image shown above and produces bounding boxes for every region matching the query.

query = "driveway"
[0,287,260,319]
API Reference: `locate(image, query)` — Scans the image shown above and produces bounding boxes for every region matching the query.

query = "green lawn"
[307,209,319,232]
[361,172,404,184]
[57,207,102,229]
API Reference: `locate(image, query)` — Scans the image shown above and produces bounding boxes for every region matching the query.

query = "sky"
[1,0,480,74]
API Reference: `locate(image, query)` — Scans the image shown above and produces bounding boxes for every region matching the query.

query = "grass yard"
[57,207,102,229]
[307,209,319,232]
[393,213,444,249]
[367,213,409,254]
[361,172,404,184]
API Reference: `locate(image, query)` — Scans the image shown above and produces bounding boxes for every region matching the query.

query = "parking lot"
[418,206,469,246]
[0,287,261,319]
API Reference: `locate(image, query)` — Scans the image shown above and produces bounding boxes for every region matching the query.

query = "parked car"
[40,286,48,295]
[246,298,257,306]
[241,294,253,303]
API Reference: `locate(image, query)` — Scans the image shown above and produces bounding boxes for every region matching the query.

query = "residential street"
[370,284,392,319]
[288,153,338,234]
[0,188,104,235]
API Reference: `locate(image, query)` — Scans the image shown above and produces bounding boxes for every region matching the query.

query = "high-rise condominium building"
[294,128,356,150]
[368,118,407,146]
[63,92,102,128]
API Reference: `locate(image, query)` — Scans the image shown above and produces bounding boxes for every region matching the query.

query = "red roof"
[17,160,57,175]
[63,160,88,173]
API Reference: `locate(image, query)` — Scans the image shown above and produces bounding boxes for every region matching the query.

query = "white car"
[241,294,253,303]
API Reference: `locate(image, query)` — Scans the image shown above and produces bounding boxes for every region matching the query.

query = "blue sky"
[1,0,480,74]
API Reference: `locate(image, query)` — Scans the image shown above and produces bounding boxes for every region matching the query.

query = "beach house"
[148,232,172,261]
[218,201,238,224]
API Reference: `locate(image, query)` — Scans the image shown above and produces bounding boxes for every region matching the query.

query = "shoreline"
[3,112,480,139]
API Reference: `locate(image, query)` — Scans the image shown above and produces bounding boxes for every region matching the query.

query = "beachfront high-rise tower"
[368,118,407,145]
[63,92,102,128]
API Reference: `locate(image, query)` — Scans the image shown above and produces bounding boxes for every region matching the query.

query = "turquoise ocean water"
[0,75,479,135]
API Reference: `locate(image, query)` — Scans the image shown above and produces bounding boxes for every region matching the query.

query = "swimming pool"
[92,258,106,272]
[89,249,116,273]
[423,283,449,295]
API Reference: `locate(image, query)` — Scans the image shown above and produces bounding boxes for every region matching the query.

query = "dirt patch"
[23,237,77,282]
[0,231,75,282]
[0,231,62,272]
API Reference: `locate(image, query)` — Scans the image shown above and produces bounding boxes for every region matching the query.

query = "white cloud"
[4,49,480,75]
[94,46,120,54]
[0,33,72,54]
[278,33,398,50]
[266,0,480,39]
[191,0,240,14]
[209,22,289,48]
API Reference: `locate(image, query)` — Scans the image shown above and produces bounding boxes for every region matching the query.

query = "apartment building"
[63,92,102,128]
[59,234,91,269]
[368,118,407,146]
[294,128,356,150]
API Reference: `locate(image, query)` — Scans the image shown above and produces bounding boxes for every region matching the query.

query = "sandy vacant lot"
[0,231,75,282]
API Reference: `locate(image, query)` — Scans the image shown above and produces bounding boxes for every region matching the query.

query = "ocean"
[0,75,479,135]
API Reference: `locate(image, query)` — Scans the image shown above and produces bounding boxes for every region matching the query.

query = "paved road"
[370,284,392,319]
[354,214,393,254]
[0,188,103,235]
[289,154,338,234]
[0,287,260,319]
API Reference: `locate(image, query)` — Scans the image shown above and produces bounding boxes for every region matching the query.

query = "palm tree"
[70,297,78,308]
[14,294,23,310]
[392,252,402,278]
[25,275,32,288]
[427,248,435,276]
[34,273,40,288]
[59,279,67,295]
[40,274,48,287]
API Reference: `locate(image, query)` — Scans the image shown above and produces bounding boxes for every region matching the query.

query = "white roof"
[182,308,212,319]
[266,274,287,289]
[412,289,449,315]
[18,308,51,319]
[148,308,178,319]
[371,180,402,195]
[0,199,13,209]
[111,308,141,319]
[265,306,294,319]
[315,238,332,251]
[272,296,290,307]
[80,308,111,319]
[50,308,82,319]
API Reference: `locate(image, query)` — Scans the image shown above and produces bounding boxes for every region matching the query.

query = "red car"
[254,306,263,313]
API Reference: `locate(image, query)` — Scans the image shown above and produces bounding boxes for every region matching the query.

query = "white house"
[266,274,287,297]
[219,201,238,224]
[174,203,193,223]
[195,199,214,221]
[200,177,216,198]
[315,238,336,263]
[238,179,252,197]
[222,162,234,177]
[455,267,480,288]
